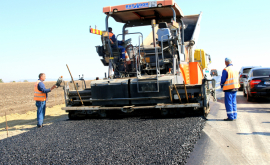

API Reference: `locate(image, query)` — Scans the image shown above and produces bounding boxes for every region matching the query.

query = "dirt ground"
[0,104,67,140]
[0,81,64,117]
[0,80,92,140]
[0,80,92,117]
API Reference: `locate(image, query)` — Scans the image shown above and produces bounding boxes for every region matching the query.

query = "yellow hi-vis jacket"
[34,80,46,101]
[223,65,240,91]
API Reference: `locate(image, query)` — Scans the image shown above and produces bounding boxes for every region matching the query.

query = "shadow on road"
[237,108,270,113]
[237,132,270,136]
[217,94,270,105]
[206,119,225,121]
[217,107,270,114]
[65,114,206,121]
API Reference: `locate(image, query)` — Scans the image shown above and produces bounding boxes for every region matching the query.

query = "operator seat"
[100,35,121,61]
[157,22,172,42]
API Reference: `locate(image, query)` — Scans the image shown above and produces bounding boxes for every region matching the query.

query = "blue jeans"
[118,46,125,59]
[224,91,237,120]
[36,101,46,126]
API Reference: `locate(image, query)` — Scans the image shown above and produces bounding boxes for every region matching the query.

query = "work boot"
[224,118,234,121]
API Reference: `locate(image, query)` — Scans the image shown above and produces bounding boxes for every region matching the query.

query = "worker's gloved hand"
[56,76,63,87]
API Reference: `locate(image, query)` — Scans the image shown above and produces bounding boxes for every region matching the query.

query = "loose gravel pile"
[0,116,205,164]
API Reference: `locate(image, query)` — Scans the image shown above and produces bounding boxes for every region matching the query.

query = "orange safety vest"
[34,80,47,101]
[223,65,240,90]
[109,32,114,44]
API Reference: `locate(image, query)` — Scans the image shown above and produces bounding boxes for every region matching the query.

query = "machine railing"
[137,36,159,93]
[116,32,160,93]
[160,34,170,61]
[116,32,144,49]
[116,32,144,78]
[154,45,160,77]
[137,35,142,78]
[137,41,160,93]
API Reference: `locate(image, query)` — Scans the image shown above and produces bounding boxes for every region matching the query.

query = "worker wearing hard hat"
[220,58,240,121]
[108,27,125,59]
[34,73,56,128]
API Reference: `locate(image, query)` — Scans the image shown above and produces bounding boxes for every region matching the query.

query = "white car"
[239,66,261,90]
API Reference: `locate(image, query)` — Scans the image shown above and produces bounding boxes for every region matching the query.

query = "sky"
[1,0,270,82]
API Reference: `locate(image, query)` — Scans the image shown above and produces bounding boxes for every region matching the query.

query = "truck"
[62,0,216,119]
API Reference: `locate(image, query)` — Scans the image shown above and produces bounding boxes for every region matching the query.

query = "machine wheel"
[98,110,107,118]
[68,111,78,120]
[247,93,253,102]
[243,88,247,97]
[203,101,210,118]
[198,101,210,119]
[238,85,243,91]
[204,108,209,118]
[160,109,169,116]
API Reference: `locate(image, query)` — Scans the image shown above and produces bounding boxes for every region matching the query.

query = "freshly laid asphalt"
[0,116,205,164]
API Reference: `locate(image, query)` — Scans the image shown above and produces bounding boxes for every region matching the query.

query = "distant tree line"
[0,79,29,83]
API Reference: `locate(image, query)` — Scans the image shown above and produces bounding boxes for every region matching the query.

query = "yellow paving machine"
[62,0,216,119]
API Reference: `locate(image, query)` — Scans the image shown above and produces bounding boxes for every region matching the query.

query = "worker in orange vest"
[108,27,116,44]
[220,58,240,121]
[108,27,126,59]
[34,73,56,128]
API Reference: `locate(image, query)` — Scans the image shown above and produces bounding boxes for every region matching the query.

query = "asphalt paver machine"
[62,0,216,119]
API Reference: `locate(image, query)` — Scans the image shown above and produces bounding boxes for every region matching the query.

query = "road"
[187,76,270,165]
[0,76,269,164]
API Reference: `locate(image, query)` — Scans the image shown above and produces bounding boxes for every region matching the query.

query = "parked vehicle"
[243,67,270,101]
[239,66,261,90]
[210,69,218,76]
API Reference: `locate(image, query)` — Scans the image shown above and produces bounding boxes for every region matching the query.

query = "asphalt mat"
[0,116,205,164]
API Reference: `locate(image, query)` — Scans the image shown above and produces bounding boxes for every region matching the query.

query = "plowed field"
[0,80,92,117]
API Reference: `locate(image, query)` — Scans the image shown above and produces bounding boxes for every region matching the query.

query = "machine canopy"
[103,0,184,26]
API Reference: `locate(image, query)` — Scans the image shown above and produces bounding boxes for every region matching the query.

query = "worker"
[220,58,240,121]
[34,73,56,128]
[108,27,125,59]
[108,27,116,44]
